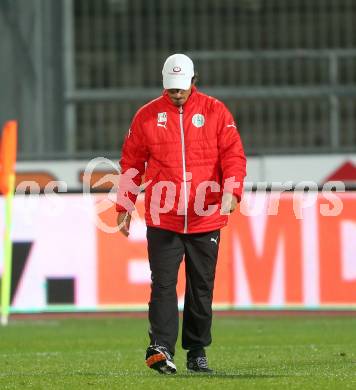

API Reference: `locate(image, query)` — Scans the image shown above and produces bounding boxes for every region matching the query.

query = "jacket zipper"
[179,106,188,233]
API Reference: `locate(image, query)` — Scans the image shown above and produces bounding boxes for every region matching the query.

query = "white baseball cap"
[162,54,194,90]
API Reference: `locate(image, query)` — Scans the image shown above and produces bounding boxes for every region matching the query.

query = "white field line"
[0,350,123,358]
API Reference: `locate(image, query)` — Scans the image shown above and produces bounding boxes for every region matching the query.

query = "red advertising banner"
[96,193,356,309]
[2,192,356,311]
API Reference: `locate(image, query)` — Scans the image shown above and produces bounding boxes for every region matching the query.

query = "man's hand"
[229,194,238,213]
[221,193,239,214]
[117,212,131,237]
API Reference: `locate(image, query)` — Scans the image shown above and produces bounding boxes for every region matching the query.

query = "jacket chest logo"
[192,113,205,128]
[157,112,167,128]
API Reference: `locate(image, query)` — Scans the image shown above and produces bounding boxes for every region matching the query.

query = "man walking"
[116,54,246,374]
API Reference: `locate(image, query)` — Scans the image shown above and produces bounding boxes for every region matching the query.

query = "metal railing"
[64,48,356,156]
[60,0,356,158]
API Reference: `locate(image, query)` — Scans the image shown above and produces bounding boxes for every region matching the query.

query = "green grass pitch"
[0,315,356,389]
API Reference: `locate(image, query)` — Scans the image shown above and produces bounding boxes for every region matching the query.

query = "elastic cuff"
[187,348,206,359]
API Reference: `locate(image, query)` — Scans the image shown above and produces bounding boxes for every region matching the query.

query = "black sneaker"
[146,345,177,374]
[187,355,213,373]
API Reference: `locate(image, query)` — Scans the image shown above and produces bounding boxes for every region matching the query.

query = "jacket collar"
[162,86,198,111]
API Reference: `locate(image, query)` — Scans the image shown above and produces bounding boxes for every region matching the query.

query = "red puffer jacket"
[117,86,246,234]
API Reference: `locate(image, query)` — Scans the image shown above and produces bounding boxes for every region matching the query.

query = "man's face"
[166,85,192,106]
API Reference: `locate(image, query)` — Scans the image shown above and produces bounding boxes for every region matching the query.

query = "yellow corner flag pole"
[1,173,15,326]
[0,120,18,326]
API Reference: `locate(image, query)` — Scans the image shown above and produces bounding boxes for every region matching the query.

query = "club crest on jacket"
[192,114,205,128]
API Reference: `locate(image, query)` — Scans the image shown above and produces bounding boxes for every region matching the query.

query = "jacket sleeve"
[116,113,149,212]
[217,102,247,202]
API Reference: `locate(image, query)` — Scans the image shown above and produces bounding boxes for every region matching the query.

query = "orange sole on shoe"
[146,352,166,368]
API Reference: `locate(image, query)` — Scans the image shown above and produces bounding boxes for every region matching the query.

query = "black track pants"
[146,226,220,355]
